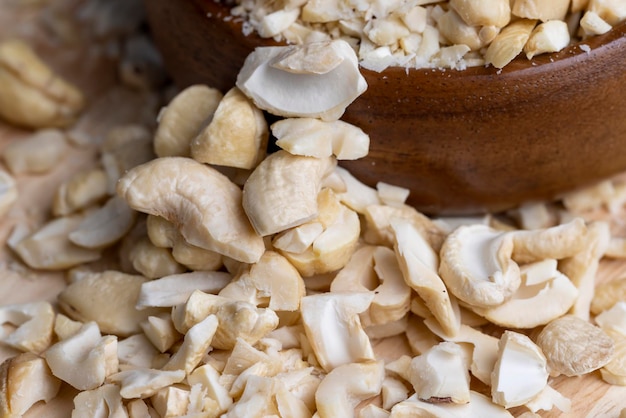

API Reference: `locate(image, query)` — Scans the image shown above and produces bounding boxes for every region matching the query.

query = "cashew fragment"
[117,157,265,263]
[0,353,61,418]
[490,331,548,408]
[277,188,361,277]
[469,266,579,329]
[484,19,537,68]
[512,0,571,22]
[236,40,367,121]
[44,322,118,390]
[592,277,626,316]
[68,195,137,249]
[191,87,268,170]
[300,292,375,372]
[162,314,218,374]
[315,360,384,418]
[536,315,614,377]
[171,290,279,350]
[438,224,521,308]
[128,236,186,279]
[0,39,84,128]
[107,368,186,399]
[13,214,102,270]
[136,270,231,309]
[146,215,223,271]
[393,219,460,337]
[272,117,369,160]
[140,313,181,353]
[409,341,471,404]
[219,251,305,311]
[524,20,571,59]
[58,270,163,337]
[0,302,54,354]
[154,85,223,158]
[1,129,70,175]
[242,150,335,236]
[332,245,411,327]
[72,384,127,418]
[449,0,511,27]
[390,391,514,417]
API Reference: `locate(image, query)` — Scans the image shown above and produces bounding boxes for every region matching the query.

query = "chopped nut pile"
[229,0,626,69]
[2,2,626,418]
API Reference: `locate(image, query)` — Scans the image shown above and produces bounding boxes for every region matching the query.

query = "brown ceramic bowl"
[144,0,626,215]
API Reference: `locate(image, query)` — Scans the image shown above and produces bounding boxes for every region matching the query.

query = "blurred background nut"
[1,129,70,175]
[0,39,85,129]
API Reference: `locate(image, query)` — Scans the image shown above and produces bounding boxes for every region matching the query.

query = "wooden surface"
[2,2,626,417]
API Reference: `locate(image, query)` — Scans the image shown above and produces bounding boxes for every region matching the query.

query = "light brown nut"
[242,150,336,236]
[129,236,187,279]
[449,0,511,27]
[512,0,571,21]
[591,277,626,315]
[484,19,537,69]
[0,352,61,418]
[146,214,178,248]
[191,87,268,170]
[536,315,615,376]
[1,129,70,175]
[117,157,265,264]
[0,40,84,129]
[107,368,186,399]
[52,168,109,217]
[13,214,102,270]
[137,271,231,309]
[68,195,137,249]
[524,20,571,59]
[154,85,223,158]
[438,10,484,51]
[58,270,163,337]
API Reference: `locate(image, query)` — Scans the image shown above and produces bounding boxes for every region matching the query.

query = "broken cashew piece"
[272,117,369,160]
[236,39,367,121]
[117,157,265,263]
[0,301,55,354]
[0,352,61,418]
[315,360,384,418]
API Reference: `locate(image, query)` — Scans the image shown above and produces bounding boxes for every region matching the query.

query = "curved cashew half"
[242,150,335,236]
[439,224,521,308]
[117,157,265,263]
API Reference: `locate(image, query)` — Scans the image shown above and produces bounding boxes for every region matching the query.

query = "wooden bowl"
[144,0,626,215]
